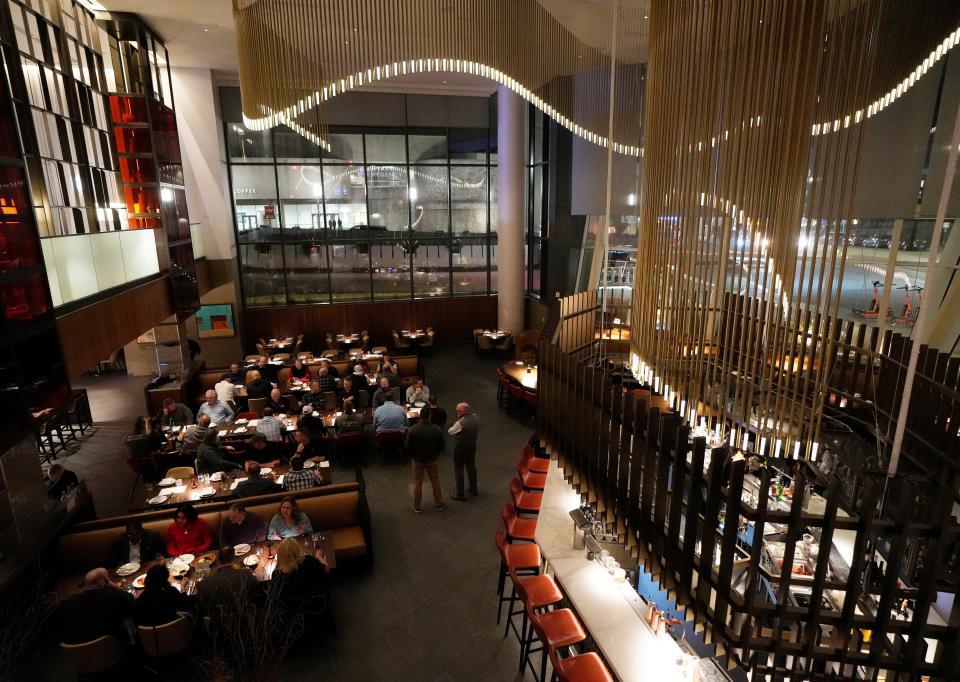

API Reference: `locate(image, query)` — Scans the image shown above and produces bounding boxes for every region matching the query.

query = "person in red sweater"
[166,502,213,556]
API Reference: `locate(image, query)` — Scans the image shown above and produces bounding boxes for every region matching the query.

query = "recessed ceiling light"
[202,28,209,32]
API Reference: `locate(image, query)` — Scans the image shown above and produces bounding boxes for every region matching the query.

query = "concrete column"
[497,86,526,332]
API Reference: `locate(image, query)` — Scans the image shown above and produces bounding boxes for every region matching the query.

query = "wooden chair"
[60,635,127,678]
[392,332,411,352]
[165,466,195,480]
[321,350,338,359]
[244,354,261,363]
[476,335,494,357]
[139,616,193,657]
[284,393,300,413]
[371,346,388,355]
[64,391,94,438]
[248,397,267,416]
[255,340,267,356]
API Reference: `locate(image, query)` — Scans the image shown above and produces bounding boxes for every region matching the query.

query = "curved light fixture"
[233,0,646,156]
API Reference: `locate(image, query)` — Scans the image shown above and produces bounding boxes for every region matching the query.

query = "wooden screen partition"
[552,289,599,356]
[539,292,960,680]
[241,296,497,350]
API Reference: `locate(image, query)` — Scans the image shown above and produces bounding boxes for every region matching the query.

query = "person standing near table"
[197,389,234,424]
[427,396,447,428]
[215,373,235,406]
[405,410,446,513]
[448,402,479,501]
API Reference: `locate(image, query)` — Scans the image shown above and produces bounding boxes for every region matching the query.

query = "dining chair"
[494,529,541,623]
[374,430,405,461]
[284,393,300,413]
[164,466,195,480]
[322,350,338,359]
[371,346,388,355]
[348,348,363,358]
[244,354,260,363]
[64,391,94,438]
[549,648,614,682]
[256,341,267,356]
[247,397,267,416]
[335,430,366,465]
[126,456,156,498]
[324,391,338,411]
[505,564,564,675]
[419,331,435,355]
[393,332,411,351]
[60,635,127,677]
[139,616,193,657]
[355,389,370,409]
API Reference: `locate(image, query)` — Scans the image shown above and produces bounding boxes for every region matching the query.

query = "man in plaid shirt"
[256,407,284,442]
[283,455,326,490]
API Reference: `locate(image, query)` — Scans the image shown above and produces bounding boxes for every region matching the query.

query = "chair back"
[273,352,290,362]
[236,411,259,420]
[126,456,153,477]
[244,354,260,363]
[165,466,195,480]
[60,635,126,675]
[508,476,524,502]
[356,389,370,409]
[477,336,493,351]
[255,342,267,356]
[138,616,193,657]
[371,346,388,354]
[324,391,338,410]
[507,564,530,603]
[276,367,292,387]
[322,350,338,359]
[499,501,519,532]
[285,393,300,412]
[375,430,405,446]
[248,397,267,416]
[494,527,510,564]
[523,390,539,407]
[348,348,363,358]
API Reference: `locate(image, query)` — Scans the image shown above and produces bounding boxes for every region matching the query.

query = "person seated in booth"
[242,432,285,465]
[246,370,273,400]
[283,455,327,490]
[227,362,246,385]
[405,378,430,405]
[232,461,284,498]
[257,354,278,382]
[290,357,312,383]
[268,496,313,539]
[293,426,326,460]
[319,357,339,379]
[111,520,163,566]
[297,404,325,439]
[335,400,364,435]
[133,564,195,627]
[339,374,363,406]
[316,366,337,397]
[264,388,290,415]
[256,406,285,442]
[351,362,370,388]
[166,503,213,557]
[215,373,235,405]
[197,389,235,424]
[196,429,243,475]
[45,463,79,501]
[378,353,398,377]
[269,537,334,635]
[219,501,267,546]
[158,397,194,428]
[181,414,212,458]
[58,567,134,645]
[371,377,396,409]
[373,391,408,433]
[304,379,325,409]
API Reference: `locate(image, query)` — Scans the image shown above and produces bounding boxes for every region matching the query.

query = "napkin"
[248,419,259,426]
[162,485,187,494]
[230,478,248,490]
[217,430,228,437]
[275,475,285,485]
[319,461,331,468]
[286,425,297,431]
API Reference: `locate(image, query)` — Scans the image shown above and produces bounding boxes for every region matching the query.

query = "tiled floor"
[42,345,539,681]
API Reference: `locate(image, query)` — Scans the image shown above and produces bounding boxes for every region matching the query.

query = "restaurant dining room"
[1,0,960,680]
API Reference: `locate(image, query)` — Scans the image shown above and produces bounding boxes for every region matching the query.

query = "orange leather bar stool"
[548,648,614,682]
[522,447,550,474]
[500,501,538,543]
[506,565,564,670]
[494,528,541,623]
[525,598,587,682]
[517,455,547,491]
[510,476,543,515]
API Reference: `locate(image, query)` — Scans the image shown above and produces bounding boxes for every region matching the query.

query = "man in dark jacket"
[246,370,273,400]
[111,520,164,565]
[426,396,447,429]
[232,461,284,498]
[58,568,134,645]
[404,410,446,512]
[448,402,480,501]
[196,430,243,475]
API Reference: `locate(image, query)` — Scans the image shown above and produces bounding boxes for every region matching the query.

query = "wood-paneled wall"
[242,296,498,352]
[57,276,174,379]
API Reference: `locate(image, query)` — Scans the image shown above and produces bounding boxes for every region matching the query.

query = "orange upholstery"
[495,528,541,570]
[550,651,615,682]
[500,502,537,542]
[509,476,543,514]
[529,606,586,650]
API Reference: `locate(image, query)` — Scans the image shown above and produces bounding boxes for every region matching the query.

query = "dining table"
[482,329,512,340]
[502,360,538,390]
[335,333,363,346]
[56,534,337,601]
[399,328,427,342]
[265,337,295,352]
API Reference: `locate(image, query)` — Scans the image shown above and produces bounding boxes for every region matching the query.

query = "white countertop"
[535,460,696,682]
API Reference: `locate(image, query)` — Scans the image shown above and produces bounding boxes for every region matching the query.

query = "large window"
[227,122,497,307]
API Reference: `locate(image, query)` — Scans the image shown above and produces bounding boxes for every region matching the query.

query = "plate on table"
[234,427,247,434]
[158,477,176,487]
[514,361,525,366]
[234,543,251,556]
[132,574,147,589]
[210,472,223,482]
[243,554,260,567]
[148,495,169,505]
[414,401,426,407]
[198,486,217,498]
[170,563,190,578]
[303,460,316,469]
[260,467,272,475]
[117,562,140,577]
[235,419,248,425]
[177,554,195,564]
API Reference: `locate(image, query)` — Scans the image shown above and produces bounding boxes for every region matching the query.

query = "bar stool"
[510,476,543,515]
[494,528,541,623]
[517,455,547,491]
[500,501,537,543]
[548,649,614,682]
[525,598,587,682]
[522,446,550,473]
[506,565,564,669]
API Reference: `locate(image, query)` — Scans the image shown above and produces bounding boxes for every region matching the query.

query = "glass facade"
[226,120,498,307]
[527,108,547,297]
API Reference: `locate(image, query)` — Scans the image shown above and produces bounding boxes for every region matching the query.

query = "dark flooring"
[40,345,537,681]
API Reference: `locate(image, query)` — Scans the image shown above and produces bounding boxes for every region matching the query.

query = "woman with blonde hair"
[270,537,335,635]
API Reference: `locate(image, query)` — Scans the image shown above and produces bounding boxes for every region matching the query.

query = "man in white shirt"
[215,373,235,405]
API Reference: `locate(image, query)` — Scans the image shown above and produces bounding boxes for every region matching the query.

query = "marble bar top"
[535,460,695,682]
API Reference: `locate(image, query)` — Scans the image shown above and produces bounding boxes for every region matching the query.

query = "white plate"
[319,460,331,468]
[312,411,320,417]
[132,574,147,589]
[514,361,525,366]
[414,401,426,407]
[217,430,228,437]
[198,486,217,498]
[148,495,169,505]
[260,467,272,475]
[303,460,316,469]
[234,427,247,434]
[158,477,176,487]
[117,562,140,576]
[248,419,260,427]
[210,472,223,482]
[243,554,260,567]
[234,543,251,555]
[177,554,195,564]
[235,419,248,425]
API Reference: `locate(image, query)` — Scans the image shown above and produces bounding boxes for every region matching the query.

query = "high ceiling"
[98,0,649,91]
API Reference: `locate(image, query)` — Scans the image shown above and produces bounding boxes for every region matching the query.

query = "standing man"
[448,402,479,501]
[405,410,446,513]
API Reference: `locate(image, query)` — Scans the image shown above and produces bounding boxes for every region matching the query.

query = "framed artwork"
[196,303,236,339]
